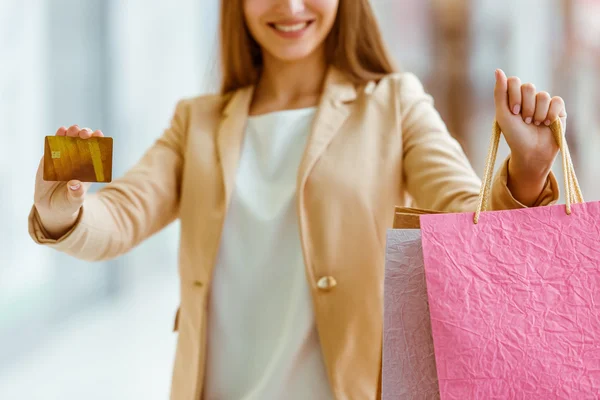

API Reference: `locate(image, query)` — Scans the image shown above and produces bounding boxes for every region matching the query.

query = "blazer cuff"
[28,204,86,248]
[490,157,560,210]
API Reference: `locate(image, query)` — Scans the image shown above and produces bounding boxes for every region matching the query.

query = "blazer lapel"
[216,86,254,208]
[297,67,358,189]
[216,67,357,205]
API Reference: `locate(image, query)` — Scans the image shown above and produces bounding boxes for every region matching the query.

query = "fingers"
[494,69,567,132]
[494,69,509,112]
[65,125,80,137]
[79,128,93,139]
[547,96,566,125]
[63,125,102,138]
[520,83,536,124]
[534,91,551,126]
[507,76,522,115]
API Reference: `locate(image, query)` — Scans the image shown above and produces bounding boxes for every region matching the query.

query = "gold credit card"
[43,136,113,182]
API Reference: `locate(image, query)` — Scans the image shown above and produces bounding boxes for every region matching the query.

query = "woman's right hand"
[34,125,104,239]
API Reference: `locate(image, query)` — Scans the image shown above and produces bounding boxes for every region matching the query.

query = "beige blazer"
[28,67,559,399]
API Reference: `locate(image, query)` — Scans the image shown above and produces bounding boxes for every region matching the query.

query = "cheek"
[310,0,339,24]
[243,0,268,31]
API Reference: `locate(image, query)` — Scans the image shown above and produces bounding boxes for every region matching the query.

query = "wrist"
[507,153,553,183]
[506,157,549,207]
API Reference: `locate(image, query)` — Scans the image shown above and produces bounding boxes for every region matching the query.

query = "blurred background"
[1,0,599,399]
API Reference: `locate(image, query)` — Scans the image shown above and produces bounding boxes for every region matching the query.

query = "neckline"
[247,107,317,121]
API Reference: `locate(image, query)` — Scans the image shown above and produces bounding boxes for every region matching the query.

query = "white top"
[203,108,335,400]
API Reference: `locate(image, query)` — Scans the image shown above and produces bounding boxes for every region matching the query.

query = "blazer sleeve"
[28,99,189,262]
[396,73,559,212]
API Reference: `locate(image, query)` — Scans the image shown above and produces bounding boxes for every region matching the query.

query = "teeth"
[273,22,308,32]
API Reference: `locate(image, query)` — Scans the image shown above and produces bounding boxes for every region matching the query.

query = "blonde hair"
[219,0,397,94]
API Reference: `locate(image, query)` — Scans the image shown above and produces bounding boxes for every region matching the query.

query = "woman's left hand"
[494,69,566,206]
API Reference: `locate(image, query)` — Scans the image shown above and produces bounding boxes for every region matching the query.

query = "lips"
[268,20,315,33]
[272,21,309,32]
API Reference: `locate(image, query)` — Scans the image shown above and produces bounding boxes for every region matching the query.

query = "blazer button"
[317,276,337,291]
[193,280,203,287]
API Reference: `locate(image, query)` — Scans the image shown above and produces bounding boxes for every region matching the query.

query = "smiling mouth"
[269,21,314,33]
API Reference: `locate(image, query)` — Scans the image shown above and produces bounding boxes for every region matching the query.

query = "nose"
[279,0,305,14]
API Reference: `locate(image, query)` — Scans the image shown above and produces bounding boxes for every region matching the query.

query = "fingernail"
[513,105,521,115]
[544,120,551,126]
[525,117,532,124]
[69,184,81,191]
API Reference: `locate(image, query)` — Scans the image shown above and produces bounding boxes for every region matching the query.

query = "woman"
[30,0,564,399]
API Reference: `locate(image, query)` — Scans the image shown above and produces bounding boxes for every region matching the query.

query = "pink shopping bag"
[382,228,440,400]
[420,120,600,399]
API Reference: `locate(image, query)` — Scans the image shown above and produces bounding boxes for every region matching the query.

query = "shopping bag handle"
[474,119,584,224]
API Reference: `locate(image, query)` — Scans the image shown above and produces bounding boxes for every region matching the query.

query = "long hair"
[219,0,397,94]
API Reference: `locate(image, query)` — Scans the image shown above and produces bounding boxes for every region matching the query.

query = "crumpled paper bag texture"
[420,202,600,399]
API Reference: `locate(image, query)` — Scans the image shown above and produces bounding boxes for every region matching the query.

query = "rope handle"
[473,119,584,224]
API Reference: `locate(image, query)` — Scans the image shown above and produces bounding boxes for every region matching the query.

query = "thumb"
[65,180,87,209]
[494,69,509,114]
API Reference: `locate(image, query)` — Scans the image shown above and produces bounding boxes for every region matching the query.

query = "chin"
[263,42,323,64]
[272,50,317,63]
